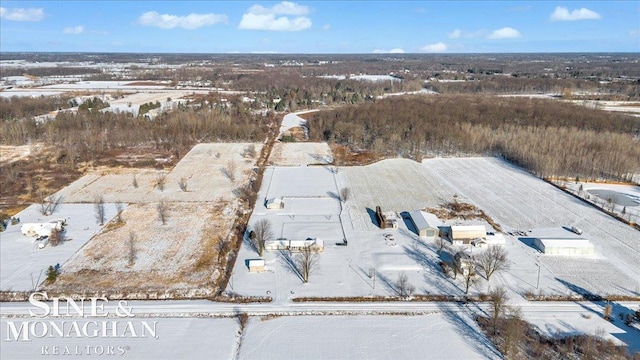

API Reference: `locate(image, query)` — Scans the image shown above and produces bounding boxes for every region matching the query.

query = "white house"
[21,220,65,238]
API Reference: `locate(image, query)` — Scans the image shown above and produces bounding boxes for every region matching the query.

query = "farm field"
[269,142,333,166]
[2,143,260,294]
[422,157,640,297]
[239,313,501,360]
[53,143,262,203]
[231,155,639,303]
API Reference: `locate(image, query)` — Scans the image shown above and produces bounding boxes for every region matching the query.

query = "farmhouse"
[265,197,285,210]
[21,220,66,238]
[450,225,486,245]
[408,211,442,239]
[534,238,595,256]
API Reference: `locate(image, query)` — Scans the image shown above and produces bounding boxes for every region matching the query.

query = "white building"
[265,197,285,210]
[534,238,595,256]
[450,225,486,245]
[408,211,442,239]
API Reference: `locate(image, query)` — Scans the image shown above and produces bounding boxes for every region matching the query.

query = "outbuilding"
[408,211,442,239]
[247,259,266,273]
[450,225,486,245]
[265,197,285,210]
[534,238,595,256]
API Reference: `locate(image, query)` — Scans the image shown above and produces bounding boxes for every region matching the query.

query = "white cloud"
[420,42,447,53]
[239,1,312,31]
[322,24,331,31]
[488,27,521,39]
[550,6,601,21]
[64,26,84,34]
[373,48,405,54]
[138,11,228,29]
[0,7,45,21]
[448,29,462,39]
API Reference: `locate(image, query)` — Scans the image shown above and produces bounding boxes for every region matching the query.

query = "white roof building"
[534,238,595,256]
[408,211,442,238]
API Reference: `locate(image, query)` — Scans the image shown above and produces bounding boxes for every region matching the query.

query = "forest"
[306,95,640,182]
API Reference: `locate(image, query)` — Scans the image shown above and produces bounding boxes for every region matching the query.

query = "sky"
[0,1,638,53]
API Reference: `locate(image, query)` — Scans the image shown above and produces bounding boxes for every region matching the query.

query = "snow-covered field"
[240,313,500,360]
[422,157,640,297]
[53,143,262,203]
[269,142,333,166]
[231,156,639,303]
[0,204,119,291]
[278,110,317,137]
[4,143,260,292]
[49,201,228,291]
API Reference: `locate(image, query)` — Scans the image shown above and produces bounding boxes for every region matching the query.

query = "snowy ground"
[230,156,639,304]
[279,110,317,137]
[269,142,333,166]
[4,143,260,292]
[561,181,640,224]
[53,143,262,203]
[422,157,640,297]
[0,204,119,291]
[240,313,501,360]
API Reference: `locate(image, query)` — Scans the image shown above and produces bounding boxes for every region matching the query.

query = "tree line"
[306,95,640,181]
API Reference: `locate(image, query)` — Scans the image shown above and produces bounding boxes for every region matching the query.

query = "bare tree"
[435,237,448,254]
[156,172,167,191]
[157,200,169,225]
[178,177,188,192]
[252,219,273,257]
[395,272,415,297]
[115,202,124,223]
[127,232,136,267]
[462,266,478,294]
[488,286,509,334]
[476,246,510,281]
[296,246,319,283]
[132,174,139,188]
[244,144,257,158]
[223,160,237,181]
[94,194,106,225]
[340,187,350,203]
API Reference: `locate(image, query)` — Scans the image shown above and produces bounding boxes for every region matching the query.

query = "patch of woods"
[0,95,72,120]
[307,95,640,182]
[0,96,274,214]
[477,289,640,359]
[477,287,640,359]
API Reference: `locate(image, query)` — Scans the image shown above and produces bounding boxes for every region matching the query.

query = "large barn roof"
[409,211,442,230]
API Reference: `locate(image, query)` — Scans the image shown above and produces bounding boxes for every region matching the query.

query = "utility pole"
[536,261,541,289]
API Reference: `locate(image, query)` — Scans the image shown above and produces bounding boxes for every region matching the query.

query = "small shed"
[450,225,486,245]
[534,238,595,256]
[409,211,442,238]
[247,259,266,273]
[266,197,285,210]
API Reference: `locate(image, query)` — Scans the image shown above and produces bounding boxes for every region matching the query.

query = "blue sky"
[1,1,638,53]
